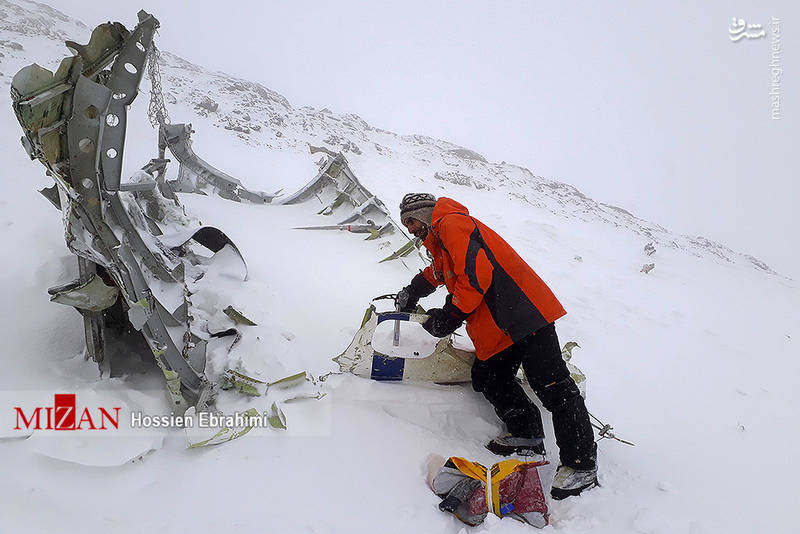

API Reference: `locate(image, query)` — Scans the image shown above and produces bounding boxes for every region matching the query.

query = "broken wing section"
[161,123,281,203]
[283,148,426,264]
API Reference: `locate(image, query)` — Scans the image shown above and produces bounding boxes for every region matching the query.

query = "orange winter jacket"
[420,198,566,360]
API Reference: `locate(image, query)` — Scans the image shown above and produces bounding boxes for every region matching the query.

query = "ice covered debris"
[8,8,433,442]
[9,11,286,418]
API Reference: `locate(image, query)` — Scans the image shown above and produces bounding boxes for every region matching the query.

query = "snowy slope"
[0,3,798,534]
[152,49,781,276]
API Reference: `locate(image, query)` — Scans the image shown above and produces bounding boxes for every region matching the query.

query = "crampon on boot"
[486,434,546,457]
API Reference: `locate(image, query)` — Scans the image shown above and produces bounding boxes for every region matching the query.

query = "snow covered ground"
[1,2,798,533]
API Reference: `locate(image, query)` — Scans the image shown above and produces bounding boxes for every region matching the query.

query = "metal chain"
[145,41,170,128]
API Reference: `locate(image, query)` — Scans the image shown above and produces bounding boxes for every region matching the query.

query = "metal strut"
[589,412,635,446]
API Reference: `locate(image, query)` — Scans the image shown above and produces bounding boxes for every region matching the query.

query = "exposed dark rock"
[197,96,218,113]
[0,40,23,50]
[446,148,487,162]
[434,171,491,190]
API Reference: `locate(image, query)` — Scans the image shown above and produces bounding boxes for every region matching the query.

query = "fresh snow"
[0,2,798,533]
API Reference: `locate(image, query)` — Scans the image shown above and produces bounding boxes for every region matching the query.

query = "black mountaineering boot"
[550,464,598,500]
[486,434,546,457]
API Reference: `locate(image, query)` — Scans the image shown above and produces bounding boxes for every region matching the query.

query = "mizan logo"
[14,394,121,431]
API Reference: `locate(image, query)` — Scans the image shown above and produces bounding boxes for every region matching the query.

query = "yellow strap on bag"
[448,457,487,481]
[447,457,532,517]
[490,459,526,516]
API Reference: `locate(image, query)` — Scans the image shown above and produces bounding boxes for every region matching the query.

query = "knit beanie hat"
[399,193,437,227]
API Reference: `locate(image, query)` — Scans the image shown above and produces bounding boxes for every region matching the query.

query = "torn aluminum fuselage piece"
[281,150,425,263]
[161,123,280,203]
[333,305,476,383]
[48,274,120,312]
[335,305,589,395]
[9,11,239,411]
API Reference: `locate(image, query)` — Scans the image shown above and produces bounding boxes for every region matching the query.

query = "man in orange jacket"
[396,193,598,499]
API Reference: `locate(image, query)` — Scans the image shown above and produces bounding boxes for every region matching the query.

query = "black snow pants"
[471,322,597,469]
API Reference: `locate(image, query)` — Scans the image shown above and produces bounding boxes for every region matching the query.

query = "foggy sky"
[45,0,799,278]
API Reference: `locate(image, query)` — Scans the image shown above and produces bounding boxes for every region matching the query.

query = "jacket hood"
[431,197,469,226]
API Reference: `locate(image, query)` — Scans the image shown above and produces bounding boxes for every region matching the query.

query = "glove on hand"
[395,287,417,312]
[396,272,436,312]
[422,296,468,338]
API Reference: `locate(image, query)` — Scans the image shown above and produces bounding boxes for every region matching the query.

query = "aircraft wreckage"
[9,10,422,418]
[11,11,612,448]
